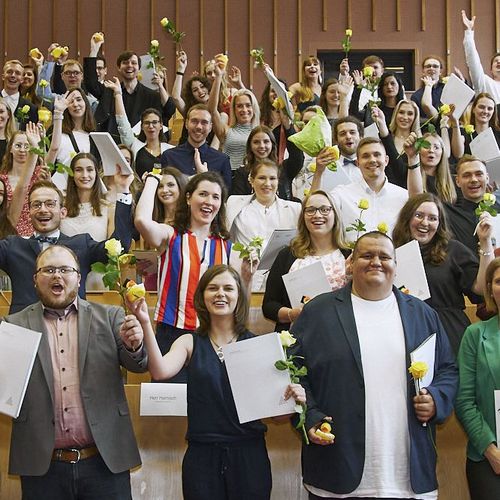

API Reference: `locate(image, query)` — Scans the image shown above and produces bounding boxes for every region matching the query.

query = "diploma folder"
[0,322,42,418]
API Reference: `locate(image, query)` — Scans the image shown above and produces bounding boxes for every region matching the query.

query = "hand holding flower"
[403,132,420,161]
[308,417,335,446]
[283,383,306,405]
[176,50,188,73]
[413,388,436,423]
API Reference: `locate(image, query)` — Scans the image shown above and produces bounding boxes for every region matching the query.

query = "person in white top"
[462,10,500,103]
[289,231,457,499]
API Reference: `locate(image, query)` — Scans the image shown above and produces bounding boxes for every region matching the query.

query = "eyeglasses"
[36,266,79,276]
[423,64,440,69]
[304,206,333,216]
[29,199,59,210]
[143,120,160,127]
[63,70,82,77]
[13,143,30,151]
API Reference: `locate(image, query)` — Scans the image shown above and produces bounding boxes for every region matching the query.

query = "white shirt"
[332,176,408,244]
[1,89,19,115]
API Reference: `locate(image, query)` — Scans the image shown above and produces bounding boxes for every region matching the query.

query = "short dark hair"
[352,231,395,260]
[96,56,107,67]
[29,181,64,205]
[456,154,486,175]
[186,103,211,120]
[333,116,364,142]
[35,245,80,273]
[117,51,140,69]
[422,54,444,69]
[362,55,384,68]
[357,136,385,155]
[194,264,248,336]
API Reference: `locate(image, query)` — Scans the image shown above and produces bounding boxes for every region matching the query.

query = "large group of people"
[1,8,500,500]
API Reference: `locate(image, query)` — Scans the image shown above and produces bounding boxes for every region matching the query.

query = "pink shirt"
[43,301,94,449]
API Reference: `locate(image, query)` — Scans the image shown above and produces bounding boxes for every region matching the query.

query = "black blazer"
[14,96,38,130]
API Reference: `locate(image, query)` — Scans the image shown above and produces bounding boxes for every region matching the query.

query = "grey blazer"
[5,298,148,476]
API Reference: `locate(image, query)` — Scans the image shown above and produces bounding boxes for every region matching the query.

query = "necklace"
[209,333,238,361]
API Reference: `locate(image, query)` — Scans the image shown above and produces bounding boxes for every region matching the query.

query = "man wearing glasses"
[0,178,134,313]
[4,245,147,500]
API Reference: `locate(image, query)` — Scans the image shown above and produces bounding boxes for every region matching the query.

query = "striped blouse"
[154,229,232,330]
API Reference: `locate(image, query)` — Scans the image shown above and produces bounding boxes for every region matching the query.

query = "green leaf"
[91,262,107,274]
[103,272,119,290]
[232,242,244,252]
[295,366,308,378]
[427,123,436,134]
[274,360,288,371]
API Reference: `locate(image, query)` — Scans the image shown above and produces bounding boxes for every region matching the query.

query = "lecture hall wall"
[0,0,499,95]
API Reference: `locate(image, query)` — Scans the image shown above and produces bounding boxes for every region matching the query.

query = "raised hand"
[176,50,188,73]
[25,122,41,147]
[90,32,105,56]
[461,10,475,31]
[337,75,354,96]
[352,69,364,86]
[103,77,122,95]
[339,58,350,76]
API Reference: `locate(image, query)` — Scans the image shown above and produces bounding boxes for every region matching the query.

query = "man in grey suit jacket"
[4,245,148,500]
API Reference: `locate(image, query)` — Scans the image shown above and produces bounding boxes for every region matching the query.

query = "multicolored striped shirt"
[155,229,232,330]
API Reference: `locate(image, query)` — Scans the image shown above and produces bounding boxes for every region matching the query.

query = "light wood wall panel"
[0,0,498,93]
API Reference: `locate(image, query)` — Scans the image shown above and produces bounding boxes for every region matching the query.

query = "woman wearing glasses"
[104,77,173,178]
[262,190,349,332]
[0,124,45,236]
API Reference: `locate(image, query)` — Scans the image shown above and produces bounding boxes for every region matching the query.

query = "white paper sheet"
[495,390,500,446]
[469,127,500,162]
[0,323,42,418]
[257,229,297,270]
[89,132,134,175]
[440,73,476,120]
[282,261,331,308]
[139,54,157,90]
[395,240,431,301]
[410,333,436,392]
[222,332,296,423]
[364,122,379,139]
[263,66,295,120]
[484,157,500,184]
[321,165,353,191]
[139,383,187,416]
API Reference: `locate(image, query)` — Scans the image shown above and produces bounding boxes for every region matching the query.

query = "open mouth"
[50,283,64,294]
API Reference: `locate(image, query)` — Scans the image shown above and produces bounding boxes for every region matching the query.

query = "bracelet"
[176,71,184,76]
[408,162,420,170]
[287,308,293,323]
[114,92,122,97]
[478,248,493,256]
[144,172,161,183]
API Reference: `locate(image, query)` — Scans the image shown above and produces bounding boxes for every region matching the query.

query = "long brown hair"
[0,131,28,174]
[152,167,187,223]
[243,126,278,173]
[470,92,500,131]
[61,88,96,134]
[484,258,500,312]
[290,190,347,258]
[194,264,248,336]
[392,193,451,265]
[0,178,16,237]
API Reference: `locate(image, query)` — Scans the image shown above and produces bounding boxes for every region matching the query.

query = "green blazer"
[456,315,500,461]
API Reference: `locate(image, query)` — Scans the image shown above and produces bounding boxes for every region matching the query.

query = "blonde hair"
[389,100,421,136]
[229,89,260,128]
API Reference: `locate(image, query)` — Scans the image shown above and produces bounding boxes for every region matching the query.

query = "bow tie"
[35,235,58,244]
[343,158,357,166]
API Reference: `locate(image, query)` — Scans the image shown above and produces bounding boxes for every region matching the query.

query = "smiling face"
[22,68,35,89]
[204,62,216,82]
[422,57,442,82]
[34,246,80,309]
[203,270,239,318]
[141,112,162,139]
[473,96,495,126]
[352,235,396,299]
[395,102,416,131]
[304,59,321,79]
[456,160,489,203]
[66,90,86,119]
[250,132,273,160]
[325,83,340,106]
[73,157,97,191]
[233,94,254,125]
[357,141,388,183]
[409,201,440,246]
[187,180,222,228]
[191,80,209,103]
[250,164,279,206]
[118,55,139,81]
[304,193,335,237]
[157,174,180,208]
[186,109,212,147]
[29,186,66,234]
[62,63,83,88]
[419,135,443,171]
[2,62,23,93]
[0,102,8,130]
[336,122,360,157]
[10,133,29,164]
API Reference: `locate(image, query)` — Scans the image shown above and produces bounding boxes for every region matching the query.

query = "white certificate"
[364,122,379,139]
[321,165,353,191]
[0,322,42,418]
[410,333,436,391]
[139,383,187,416]
[395,240,431,301]
[257,229,297,270]
[282,260,331,308]
[440,73,475,120]
[222,333,296,423]
[495,390,500,446]
[469,127,500,162]
[263,66,295,120]
[139,54,157,91]
[89,132,134,176]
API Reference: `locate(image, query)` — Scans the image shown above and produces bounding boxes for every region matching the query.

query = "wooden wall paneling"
[28,0,32,51]
[2,0,7,64]
[100,0,105,33]
[76,0,80,58]
[203,0,224,73]
[251,0,274,92]
[322,0,327,32]
[125,0,129,51]
[5,0,29,62]
[421,0,426,31]
[226,0,249,86]
[224,0,228,54]
[128,0,154,67]
[78,0,106,60]
[396,0,401,32]
[52,0,56,41]
[496,0,500,52]
[372,0,377,32]
[248,0,253,89]
[273,0,278,72]
[200,0,204,71]
[347,0,351,30]
[445,0,451,74]
[470,0,475,17]
[150,0,155,42]
[297,0,302,81]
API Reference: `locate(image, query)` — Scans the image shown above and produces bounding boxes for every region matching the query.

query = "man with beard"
[4,245,147,500]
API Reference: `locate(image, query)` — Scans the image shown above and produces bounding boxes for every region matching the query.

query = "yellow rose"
[151,39,159,48]
[29,47,42,59]
[377,222,388,234]
[69,151,77,160]
[315,427,335,442]
[215,53,228,69]
[303,188,310,196]
[250,49,258,57]
[39,79,49,88]
[308,162,317,173]
[345,29,352,37]
[439,104,451,115]
[279,330,297,348]
[483,193,496,204]
[118,254,134,266]
[464,124,475,135]
[51,46,64,59]
[408,361,428,380]
[272,97,285,110]
[326,145,340,161]
[441,76,449,84]
[358,198,369,210]
[104,238,123,257]
[21,104,30,114]
[363,66,374,78]
[92,32,104,42]
[125,281,146,302]
[137,72,143,81]
[37,107,52,124]
[160,17,169,28]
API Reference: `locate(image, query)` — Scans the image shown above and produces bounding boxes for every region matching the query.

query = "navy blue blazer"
[0,201,133,313]
[290,283,457,495]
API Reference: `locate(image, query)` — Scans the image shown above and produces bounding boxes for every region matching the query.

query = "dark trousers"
[154,322,194,383]
[466,457,500,500]
[20,454,131,500]
[182,439,272,500]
